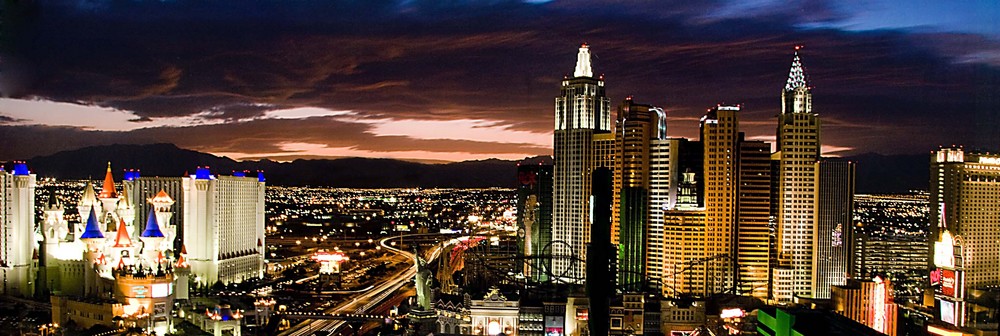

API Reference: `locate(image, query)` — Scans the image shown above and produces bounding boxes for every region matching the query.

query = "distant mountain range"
[840,152,928,194]
[20,143,929,192]
[24,143,521,188]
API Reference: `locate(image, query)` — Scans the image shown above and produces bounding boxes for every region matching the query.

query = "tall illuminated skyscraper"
[929,147,1000,329]
[552,44,612,284]
[700,105,740,294]
[773,47,821,300]
[647,138,699,294]
[0,162,36,297]
[614,97,665,291]
[517,161,553,283]
[737,138,772,299]
[182,167,266,286]
[814,159,856,299]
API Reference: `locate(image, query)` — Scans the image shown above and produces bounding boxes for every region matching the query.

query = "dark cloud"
[2,0,999,160]
[0,115,24,124]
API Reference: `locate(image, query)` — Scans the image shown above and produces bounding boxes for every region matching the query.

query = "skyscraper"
[647,138,687,292]
[700,105,740,294]
[648,138,706,297]
[814,159,856,299]
[831,277,898,336]
[737,138,772,299]
[774,47,821,299]
[615,97,664,291]
[182,167,266,286]
[661,209,707,296]
[0,162,36,297]
[552,44,611,284]
[929,147,1000,329]
[517,162,553,283]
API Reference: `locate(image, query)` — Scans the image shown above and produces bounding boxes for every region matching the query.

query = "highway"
[280,233,449,336]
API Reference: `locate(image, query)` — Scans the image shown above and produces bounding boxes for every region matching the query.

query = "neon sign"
[871,277,887,334]
[934,230,955,268]
[132,285,148,298]
[831,223,843,247]
[979,156,1000,165]
[720,308,745,319]
[941,269,957,298]
[941,300,956,325]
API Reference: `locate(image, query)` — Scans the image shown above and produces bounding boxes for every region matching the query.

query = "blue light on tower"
[12,162,29,175]
[195,166,212,180]
[123,169,141,181]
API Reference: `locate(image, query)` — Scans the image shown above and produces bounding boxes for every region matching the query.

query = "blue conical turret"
[80,208,105,239]
[141,210,165,238]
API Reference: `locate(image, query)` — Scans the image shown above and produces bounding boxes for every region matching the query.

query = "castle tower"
[79,208,106,296]
[174,245,190,300]
[76,182,99,241]
[140,210,166,265]
[116,182,136,238]
[112,218,135,269]
[42,193,67,261]
[97,162,120,214]
[148,190,176,253]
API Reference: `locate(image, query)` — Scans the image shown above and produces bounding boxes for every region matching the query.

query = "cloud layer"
[1,0,998,161]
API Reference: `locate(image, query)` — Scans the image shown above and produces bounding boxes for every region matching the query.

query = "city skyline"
[1,1,999,162]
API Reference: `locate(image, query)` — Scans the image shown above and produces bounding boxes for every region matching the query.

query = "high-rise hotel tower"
[929,147,1000,330]
[183,167,266,286]
[615,97,665,291]
[701,105,740,295]
[774,47,822,300]
[0,163,36,297]
[553,44,612,283]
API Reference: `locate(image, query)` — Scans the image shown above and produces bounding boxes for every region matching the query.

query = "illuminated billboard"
[151,283,170,298]
[934,231,955,268]
[937,269,963,299]
[871,277,888,334]
[940,300,955,325]
[132,285,148,298]
[720,308,745,319]
[941,269,956,297]
[576,308,589,321]
[930,269,942,286]
[544,312,564,336]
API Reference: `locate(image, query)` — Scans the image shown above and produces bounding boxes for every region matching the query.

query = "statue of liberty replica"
[408,248,437,334]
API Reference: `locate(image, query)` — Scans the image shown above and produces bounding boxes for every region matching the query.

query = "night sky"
[1,0,998,162]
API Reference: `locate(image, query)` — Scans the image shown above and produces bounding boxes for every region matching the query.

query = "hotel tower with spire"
[552,44,612,284]
[772,47,822,300]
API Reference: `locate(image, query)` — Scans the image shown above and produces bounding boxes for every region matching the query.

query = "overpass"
[278,232,453,336]
[281,311,391,322]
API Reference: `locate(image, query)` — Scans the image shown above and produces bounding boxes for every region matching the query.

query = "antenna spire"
[784,46,808,91]
[574,43,593,78]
